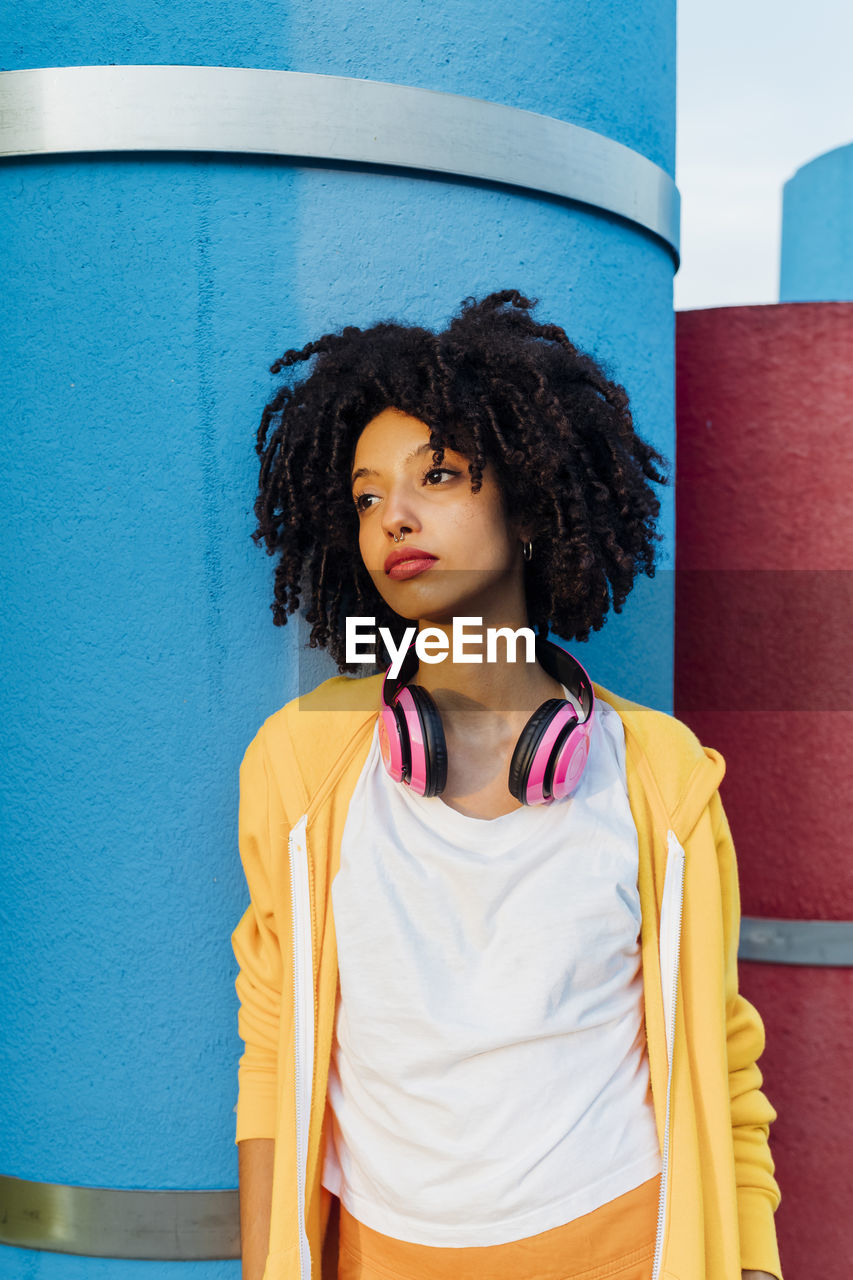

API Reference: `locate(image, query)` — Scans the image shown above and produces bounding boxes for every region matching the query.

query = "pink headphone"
[378,635,595,805]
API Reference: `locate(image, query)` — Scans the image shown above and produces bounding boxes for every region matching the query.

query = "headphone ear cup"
[550,725,591,801]
[509,699,579,805]
[378,699,411,784]
[508,699,563,804]
[406,684,448,796]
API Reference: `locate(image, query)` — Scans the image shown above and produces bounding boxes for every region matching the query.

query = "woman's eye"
[423,467,459,486]
[354,492,377,512]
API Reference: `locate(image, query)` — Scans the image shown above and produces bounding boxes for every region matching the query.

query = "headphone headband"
[531,636,594,724]
[380,633,594,724]
[380,638,421,706]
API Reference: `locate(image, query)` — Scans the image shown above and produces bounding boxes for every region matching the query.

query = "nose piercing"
[393,532,407,543]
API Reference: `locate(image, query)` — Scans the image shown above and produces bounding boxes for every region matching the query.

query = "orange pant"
[337,1174,661,1280]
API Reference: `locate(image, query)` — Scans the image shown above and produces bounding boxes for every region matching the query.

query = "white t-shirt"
[322,694,661,1246]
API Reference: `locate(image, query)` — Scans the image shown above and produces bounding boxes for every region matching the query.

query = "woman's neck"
[410,620,565,729]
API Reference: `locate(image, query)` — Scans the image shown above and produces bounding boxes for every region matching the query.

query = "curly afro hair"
[251,289,669,673]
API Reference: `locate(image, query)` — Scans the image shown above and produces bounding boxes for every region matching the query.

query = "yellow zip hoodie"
[232,674,784,1280]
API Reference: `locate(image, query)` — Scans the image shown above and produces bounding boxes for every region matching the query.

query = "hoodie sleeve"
[231,728,292,1144]
[713,789,784,1280]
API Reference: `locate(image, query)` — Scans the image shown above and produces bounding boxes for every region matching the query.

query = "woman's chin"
[378,592,459,625]
[378,569,508,620]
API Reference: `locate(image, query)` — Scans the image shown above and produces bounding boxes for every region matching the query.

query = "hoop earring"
[522,540,533,561]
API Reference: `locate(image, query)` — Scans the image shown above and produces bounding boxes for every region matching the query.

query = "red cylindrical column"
[675,302,853,1278]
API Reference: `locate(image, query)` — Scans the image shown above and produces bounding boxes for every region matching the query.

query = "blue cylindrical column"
[0,4,677,1276]
[780,142,853,302]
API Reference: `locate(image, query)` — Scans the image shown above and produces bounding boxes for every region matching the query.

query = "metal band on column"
[739,916,853,966]
[0,65,681,262]
[0,1173,240,1259]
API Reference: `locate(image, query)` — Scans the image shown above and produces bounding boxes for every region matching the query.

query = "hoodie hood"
[591,684,726,844]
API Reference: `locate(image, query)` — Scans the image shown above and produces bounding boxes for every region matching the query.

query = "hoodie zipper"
[651,828,687,1280]
[288,815,314,1279]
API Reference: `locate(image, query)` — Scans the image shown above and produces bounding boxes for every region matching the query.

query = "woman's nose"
[380,482,422,539]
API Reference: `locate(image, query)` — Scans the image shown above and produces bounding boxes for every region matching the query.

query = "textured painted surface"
[780,143,853,302]
[1,3,675,1275]
[674,303,853,914]
[675,303,853,1277]
[738,962,853,1278]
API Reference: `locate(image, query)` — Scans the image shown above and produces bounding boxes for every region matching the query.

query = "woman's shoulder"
[246,672,383,808]
[594,682,726,822]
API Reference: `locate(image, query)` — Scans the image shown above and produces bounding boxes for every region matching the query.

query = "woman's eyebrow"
[351,441,437,486]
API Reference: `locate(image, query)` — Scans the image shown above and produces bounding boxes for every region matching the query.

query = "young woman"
[232,291,783,1280]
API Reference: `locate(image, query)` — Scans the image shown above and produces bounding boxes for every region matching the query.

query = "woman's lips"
[385,555,438,580]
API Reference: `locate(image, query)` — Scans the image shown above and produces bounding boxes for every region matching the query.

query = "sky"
[674,0,853,311]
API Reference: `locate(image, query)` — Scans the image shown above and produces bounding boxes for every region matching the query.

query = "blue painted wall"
[0,2,676,1275]
[780,142,853,302]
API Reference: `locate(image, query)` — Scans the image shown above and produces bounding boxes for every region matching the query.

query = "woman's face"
[350,407,528,626]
